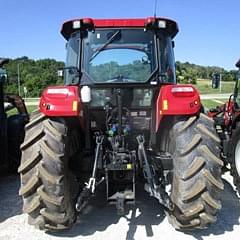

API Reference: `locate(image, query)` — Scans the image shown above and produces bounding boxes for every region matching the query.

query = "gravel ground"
[0,173,240,240]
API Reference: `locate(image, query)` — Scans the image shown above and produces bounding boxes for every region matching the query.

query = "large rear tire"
[229,125,240,195]
[18,112,80,231]
[167,113,223,230]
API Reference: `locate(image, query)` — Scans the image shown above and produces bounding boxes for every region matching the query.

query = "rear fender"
[39,86,83,117]
[156,84,201,131]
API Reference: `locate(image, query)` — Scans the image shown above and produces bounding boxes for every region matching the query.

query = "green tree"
[4,57,64,97]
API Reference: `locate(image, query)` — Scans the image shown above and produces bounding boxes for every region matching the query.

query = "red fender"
[39,86,82,117]
[156,84,201,131]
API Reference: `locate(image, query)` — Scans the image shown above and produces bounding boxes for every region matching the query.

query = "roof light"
[82,18,94,26]
[158,20,166,28]
[73,20,81,29]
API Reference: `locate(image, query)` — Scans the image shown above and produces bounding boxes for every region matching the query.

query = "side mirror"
[236,59,240,69]
[58,66,80,77]
[0,68,7,83]
[212,73,220,89]
[172,41,175,48]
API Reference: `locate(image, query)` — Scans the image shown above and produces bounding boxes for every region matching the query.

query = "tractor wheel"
[167,113,223,230]
[229,125,240,195]
[18,112,80,231]
[7,114,26,172]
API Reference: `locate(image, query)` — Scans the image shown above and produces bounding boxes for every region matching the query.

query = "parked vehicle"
[0,58,28,173]
[208,59,240,194]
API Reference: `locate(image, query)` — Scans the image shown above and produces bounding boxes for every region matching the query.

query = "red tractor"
[208,59,240,194]
[19,17,223,231]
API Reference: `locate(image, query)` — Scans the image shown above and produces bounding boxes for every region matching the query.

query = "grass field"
[201,99,227,109]
[195,79,233,109]
[195,79,235,94]
[6,105,37,116]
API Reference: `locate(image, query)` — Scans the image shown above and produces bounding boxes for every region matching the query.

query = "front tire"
[18,112,79,231]
[167,113,223,230]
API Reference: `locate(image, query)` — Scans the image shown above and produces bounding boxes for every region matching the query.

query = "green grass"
[201,99,228,109]
[26,106,38,113]
[7,105,37,116]
[195,79,235,94]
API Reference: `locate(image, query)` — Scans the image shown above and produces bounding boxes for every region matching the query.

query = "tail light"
[171,86,195,97]
[145,18,166,29]
[47,88,69,95]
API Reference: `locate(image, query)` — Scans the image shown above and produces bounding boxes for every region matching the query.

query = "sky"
[0,0,239,70]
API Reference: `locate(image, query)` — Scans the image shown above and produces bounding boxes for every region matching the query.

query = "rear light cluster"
[72,18,94,30]
[171,86,195,97]
[145,17,167,29]
[73,20,81,29]
[171,86,200,107]
[47,88,69,95]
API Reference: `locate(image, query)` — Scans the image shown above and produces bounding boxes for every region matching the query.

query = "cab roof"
[61,17,179,40]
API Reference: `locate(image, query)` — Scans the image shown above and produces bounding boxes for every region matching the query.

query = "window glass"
[65,32,80,85]
[83,29,156,83]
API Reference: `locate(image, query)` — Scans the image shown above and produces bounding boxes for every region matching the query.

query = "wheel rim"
[235,139,240,176]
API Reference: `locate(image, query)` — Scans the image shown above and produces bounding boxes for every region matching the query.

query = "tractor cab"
[61,18,178,115]
[62,18,178,88]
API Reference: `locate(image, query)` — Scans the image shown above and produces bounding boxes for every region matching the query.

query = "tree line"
[176,61,237,84]
[3,57,237,97]
[4,57,64,97]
